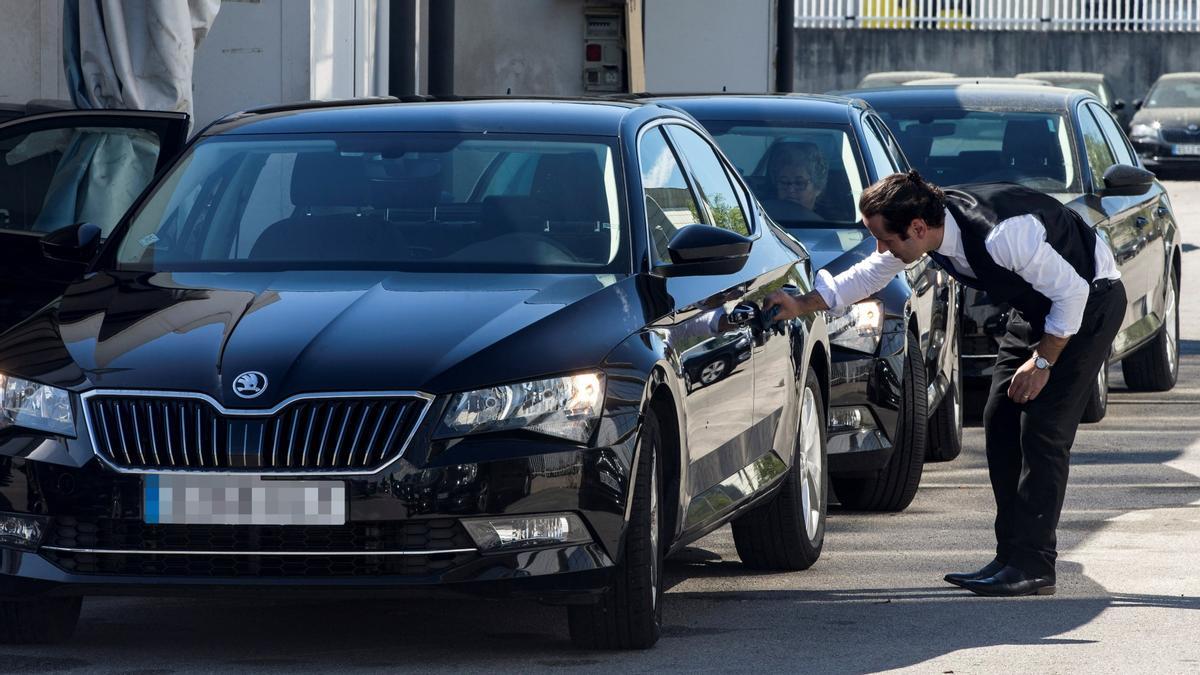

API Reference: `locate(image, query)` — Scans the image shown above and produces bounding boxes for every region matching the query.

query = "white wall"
[0,0,70,103]
[643,0,775,93]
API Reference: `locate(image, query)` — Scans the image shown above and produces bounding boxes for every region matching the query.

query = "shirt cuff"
[814,269,843,312]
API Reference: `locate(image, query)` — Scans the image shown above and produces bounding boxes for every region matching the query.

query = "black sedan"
[1128,72,1200,175]
[658,95,964,513]
[856,85,1182,419]
[0,99,830,649]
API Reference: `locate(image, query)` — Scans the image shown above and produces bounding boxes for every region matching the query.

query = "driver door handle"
[729,303,757,325]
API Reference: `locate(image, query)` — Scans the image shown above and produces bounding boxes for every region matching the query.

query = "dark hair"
[858,170,946,239]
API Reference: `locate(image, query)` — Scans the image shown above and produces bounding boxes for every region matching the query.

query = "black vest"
[937,183,1097,336]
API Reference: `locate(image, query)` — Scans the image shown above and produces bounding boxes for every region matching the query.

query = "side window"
[0,126,162,236]
[1088,103,1136,167]
[639,127,703,263]
[860,118,898,181]
[1077,105,1117,188]
[665,125,751,237]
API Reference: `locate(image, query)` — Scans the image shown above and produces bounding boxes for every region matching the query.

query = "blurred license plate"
[1174,144,1200,156]
[144,475,346,525]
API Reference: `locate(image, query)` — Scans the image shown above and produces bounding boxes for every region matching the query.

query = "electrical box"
[583,8,625,92]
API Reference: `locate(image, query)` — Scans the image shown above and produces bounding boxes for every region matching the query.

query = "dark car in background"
[659,94,964,513]
[0,99,832,648]
[1128,72,1200,175]
[854,85,1182,419]
[1017,71,1131,129]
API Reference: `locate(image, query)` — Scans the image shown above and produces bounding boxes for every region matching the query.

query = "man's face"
[863,213,930,264]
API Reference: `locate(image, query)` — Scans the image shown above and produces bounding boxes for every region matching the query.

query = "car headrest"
[531,152,606,221]
[1002,120,1058,168]
[290,152,369,207]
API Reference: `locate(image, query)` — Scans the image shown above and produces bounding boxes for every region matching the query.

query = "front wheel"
[1081,361,1109,423]
[926,364,963,463]
[833,331,928,512]
[568,409,663,650]
[732,366,827,570]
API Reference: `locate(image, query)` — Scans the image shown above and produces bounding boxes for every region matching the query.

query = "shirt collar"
[937,208,961,259]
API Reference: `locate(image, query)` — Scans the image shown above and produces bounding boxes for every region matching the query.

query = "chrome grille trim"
[40,545,476,557]
[81,389,435,476]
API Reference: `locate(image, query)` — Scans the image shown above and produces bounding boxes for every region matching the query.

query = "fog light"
[461,513,591,551]
[828,406,877,433]
[0,512,48,551]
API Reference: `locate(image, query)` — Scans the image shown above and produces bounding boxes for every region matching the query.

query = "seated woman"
[762,142,828,223]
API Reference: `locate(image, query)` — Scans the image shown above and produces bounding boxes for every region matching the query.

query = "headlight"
[436,372,605,443]
[826,300,884,353]
[0,373,75,436]
[1130,122,1161,139]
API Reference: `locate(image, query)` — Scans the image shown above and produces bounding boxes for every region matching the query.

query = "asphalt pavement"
[8,182,1200,674]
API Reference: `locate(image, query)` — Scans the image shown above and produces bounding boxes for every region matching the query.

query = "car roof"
[1017,71,1106,82]
[846,84,1094,112]
[202,98,656,137]
[1155,72,1200,81]
[906,77,1050,86]
[861,70,955,81]
[638,93,865,125]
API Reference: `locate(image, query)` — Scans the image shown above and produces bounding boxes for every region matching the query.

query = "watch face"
[1035,357,1050,369]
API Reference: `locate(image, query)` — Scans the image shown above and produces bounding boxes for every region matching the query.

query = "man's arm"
[765,250,907,321]
[987,214,1090,401]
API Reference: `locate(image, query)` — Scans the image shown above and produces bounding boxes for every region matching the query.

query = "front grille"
[1162,128,1200,143]
[86,395,429,472]
[42,516,478,577]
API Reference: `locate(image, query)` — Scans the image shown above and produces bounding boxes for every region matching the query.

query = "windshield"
[115,133,627,273]
[876,109,1080,193]
[1146,79,1200,108]
[701,122,866,229]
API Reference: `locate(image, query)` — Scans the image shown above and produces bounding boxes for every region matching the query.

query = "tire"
[926,364,963,463]
[0,598,82,644]
[731,366,827,570]
[698,357,731,387]
[1122,270,1180,392]
[569,409,663,650]
[832,331,928,512]
[1081,360,1109,423]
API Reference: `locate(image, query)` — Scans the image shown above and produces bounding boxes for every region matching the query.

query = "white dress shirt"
[814,209,1120,338]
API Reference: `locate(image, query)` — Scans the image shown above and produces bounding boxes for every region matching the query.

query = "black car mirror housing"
[1101,164,1155,197]
[658,224,752,277]
[40,222,102,264]
[1133,99,1143,110]
[1112,99,1126,111]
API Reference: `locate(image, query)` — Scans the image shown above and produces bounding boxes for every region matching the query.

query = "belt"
[1090,278,1118,293]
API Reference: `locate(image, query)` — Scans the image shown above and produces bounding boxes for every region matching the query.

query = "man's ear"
[909,217,928,239]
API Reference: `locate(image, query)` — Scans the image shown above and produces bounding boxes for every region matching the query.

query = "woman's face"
[773,165,819,209]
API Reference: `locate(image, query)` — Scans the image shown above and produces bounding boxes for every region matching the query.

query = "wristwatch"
[1034,355,1053,370]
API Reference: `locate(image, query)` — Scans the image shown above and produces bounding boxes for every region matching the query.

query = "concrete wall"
[0,0,70,104]
[644,0,774,93]
[454,0,596,96]
[794,29,1198,103]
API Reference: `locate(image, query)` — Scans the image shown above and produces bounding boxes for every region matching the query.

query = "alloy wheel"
[700,360,727,385]
[797,387,823,541]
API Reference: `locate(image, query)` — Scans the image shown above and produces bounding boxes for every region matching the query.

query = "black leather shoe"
[944,559,1007,588]
[961,565,1056,597]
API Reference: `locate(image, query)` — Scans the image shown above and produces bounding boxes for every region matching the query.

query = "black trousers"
[982,279,1126,578]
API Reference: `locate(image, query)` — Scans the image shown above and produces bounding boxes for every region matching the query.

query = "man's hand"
[763,289,829,322]
[1007,357,1051,403]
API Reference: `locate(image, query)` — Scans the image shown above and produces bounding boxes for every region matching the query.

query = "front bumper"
[0,420,638,600]
[1133,138,1200,171]
[825,330,905,476]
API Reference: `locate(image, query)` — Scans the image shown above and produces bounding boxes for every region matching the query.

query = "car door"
[0,110,189,330]
[1087,101,1174,351]
[1075,101,1153,355]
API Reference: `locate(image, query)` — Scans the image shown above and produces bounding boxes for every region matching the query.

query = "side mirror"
[1112,99,1126,111]
[1101,164,1155,197]
[659,225,752,277]
[1134,99,1143,110]
[40,222,102,264]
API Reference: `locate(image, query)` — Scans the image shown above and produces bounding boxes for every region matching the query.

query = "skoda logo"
[233,371,268,399]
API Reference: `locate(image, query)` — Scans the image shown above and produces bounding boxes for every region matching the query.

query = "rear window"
[876,109,1080,193]
[115,133,628,274]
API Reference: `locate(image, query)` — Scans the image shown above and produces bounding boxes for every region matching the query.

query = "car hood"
[0,270,648,406]
[783,226,875,272]
[1132,107,1200,128]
